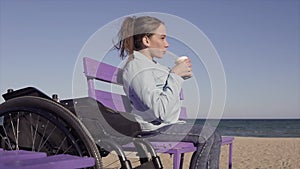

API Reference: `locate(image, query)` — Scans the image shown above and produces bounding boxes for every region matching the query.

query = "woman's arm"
[129,68,184,123]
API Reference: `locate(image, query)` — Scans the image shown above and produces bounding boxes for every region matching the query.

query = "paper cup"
[175,56,191,80]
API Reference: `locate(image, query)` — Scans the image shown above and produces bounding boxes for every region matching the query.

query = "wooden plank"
[0,150,46,163]
[0,153,95,169]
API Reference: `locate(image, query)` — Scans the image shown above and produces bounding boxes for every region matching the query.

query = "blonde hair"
[114,16,164,59]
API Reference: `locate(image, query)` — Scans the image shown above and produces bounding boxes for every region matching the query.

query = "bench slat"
[0,150,46,163]
[94,89,132,112]
[0,153,95,169]
[83,57,123,84]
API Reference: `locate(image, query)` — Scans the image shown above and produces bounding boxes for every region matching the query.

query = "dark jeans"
[146,123,222,169]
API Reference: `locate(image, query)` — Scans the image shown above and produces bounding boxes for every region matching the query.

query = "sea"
[188,119,300,138]
[0,117,299,137]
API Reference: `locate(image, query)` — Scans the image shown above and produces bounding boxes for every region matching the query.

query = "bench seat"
[0,149,95,169]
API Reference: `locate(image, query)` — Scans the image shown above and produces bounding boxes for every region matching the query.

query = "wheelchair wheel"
[0,96,102,169]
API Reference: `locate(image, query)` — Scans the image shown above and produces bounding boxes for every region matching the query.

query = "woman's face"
[146,24,169,59]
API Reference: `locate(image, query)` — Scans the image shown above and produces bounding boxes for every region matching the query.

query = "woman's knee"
[213,129,222,143]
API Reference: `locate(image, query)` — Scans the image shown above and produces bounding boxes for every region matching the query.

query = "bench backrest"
[83,57,188,119]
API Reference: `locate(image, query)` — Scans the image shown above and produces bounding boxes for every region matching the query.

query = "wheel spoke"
[9,113,18,150]
[37,120,50,151]
[16,112,20,150]
[55,135,68,155]
[29,113,35,151]
[32,115,40,151]
[37,124,56,152]
[55,128,73,155]
[0,126,13,150]
[62,138,80,155]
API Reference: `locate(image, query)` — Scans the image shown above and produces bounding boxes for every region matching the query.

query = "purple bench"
[0,149,95,169]
[83,57,234,169]
[0,149,47,163]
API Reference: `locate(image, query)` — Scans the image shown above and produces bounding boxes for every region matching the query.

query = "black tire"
[0,96,102,169]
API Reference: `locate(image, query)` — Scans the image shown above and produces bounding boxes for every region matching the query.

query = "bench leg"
[173,151,181,169]
[228,143,233,169]
[179,153,184,169]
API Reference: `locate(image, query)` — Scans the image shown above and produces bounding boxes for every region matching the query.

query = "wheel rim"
[0,96,103,168]
[0,107,86,156]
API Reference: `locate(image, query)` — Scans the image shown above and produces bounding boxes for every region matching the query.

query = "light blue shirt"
[122,51,184,131]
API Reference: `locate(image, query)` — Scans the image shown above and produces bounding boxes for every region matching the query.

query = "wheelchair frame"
[0,87,163,169]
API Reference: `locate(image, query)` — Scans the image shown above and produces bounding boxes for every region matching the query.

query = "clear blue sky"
[1,0,299,119]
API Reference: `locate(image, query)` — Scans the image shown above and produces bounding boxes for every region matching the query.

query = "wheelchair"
[0,87,163,169]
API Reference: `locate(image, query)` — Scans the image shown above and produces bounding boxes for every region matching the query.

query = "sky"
[0,0,299,119]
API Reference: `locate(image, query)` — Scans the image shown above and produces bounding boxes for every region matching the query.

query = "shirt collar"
[133,51,157,64]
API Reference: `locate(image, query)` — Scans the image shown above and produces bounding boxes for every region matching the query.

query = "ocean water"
[1,116,299,137]
[190,119,300,137]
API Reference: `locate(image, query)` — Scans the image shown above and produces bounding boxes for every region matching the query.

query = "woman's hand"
[171,58,192,79]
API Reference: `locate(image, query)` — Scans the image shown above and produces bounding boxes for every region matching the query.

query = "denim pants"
[146,123,222,169]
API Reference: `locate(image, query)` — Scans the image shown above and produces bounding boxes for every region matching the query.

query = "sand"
[101,137,300,169]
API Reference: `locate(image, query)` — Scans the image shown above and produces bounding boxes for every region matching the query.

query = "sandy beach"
[101,137,300,169]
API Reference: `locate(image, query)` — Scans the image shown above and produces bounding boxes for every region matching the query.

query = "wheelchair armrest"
[2,87,51,101]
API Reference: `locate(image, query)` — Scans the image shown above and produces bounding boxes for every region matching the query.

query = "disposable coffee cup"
[175,56,191,80]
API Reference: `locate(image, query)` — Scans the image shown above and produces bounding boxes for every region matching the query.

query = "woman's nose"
[165,40,169,48]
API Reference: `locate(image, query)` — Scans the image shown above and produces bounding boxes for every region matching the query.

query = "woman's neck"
[138,49,153,61]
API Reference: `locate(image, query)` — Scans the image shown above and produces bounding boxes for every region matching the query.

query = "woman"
[115,16,221,169]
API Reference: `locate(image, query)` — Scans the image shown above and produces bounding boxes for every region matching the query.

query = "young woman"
[115,16,221,169]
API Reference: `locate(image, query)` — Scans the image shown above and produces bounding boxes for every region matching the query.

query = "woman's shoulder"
[123,58,139,71]
[124,54,151,70]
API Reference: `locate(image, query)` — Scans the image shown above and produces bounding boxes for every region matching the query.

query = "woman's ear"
[142,36,150,47]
